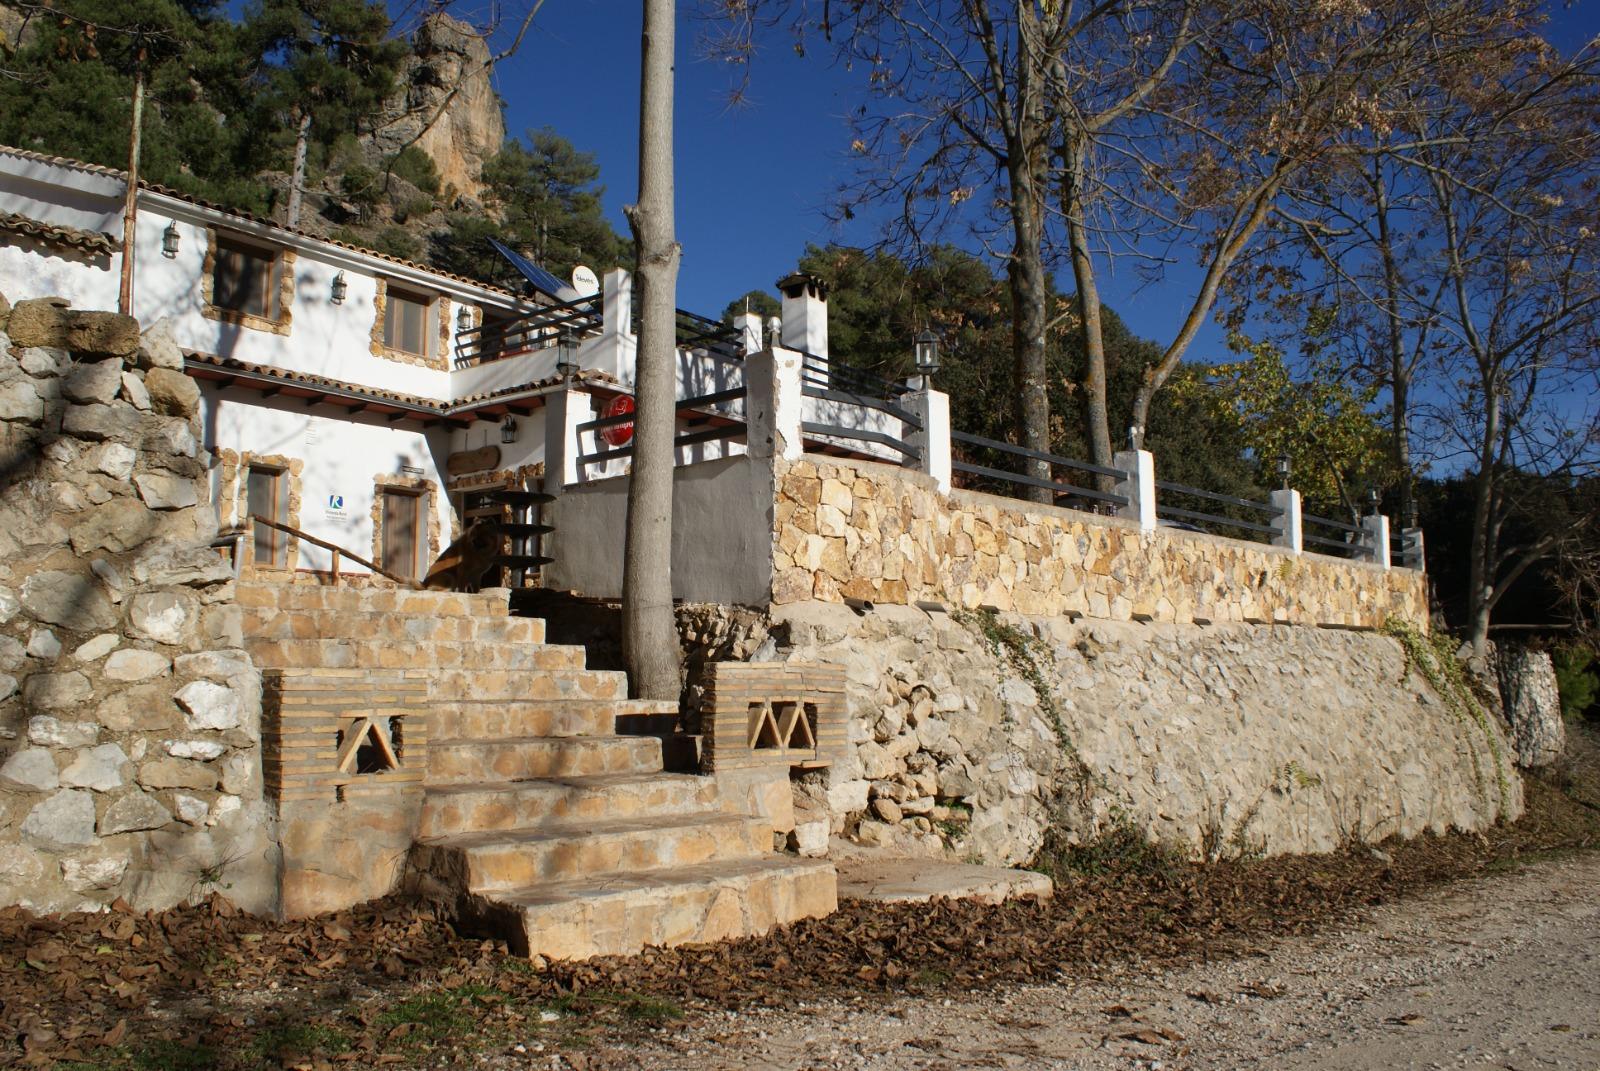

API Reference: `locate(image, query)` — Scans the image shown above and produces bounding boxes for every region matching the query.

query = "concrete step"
[462,856,838,961]
[236,584,510,618]
[247,638,587,673]
[419,771,723,838]
[430,668,628,703]
[430,699,678,741]
[428,735,662,783]
[242,607,546,645]
[417,812,772,891]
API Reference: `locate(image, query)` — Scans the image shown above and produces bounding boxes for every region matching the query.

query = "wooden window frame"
[246,463,290,569]
[201,229,295,335]
[378,486,427,581]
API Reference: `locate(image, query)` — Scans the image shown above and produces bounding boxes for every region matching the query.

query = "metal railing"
[798,353,922,463]
[1153,481,1282,542]
[1392,528,1423,569]
[951,430,1128,514]
[575,387,749,472]
[454,294,603,366]
[1303,511,1367,559]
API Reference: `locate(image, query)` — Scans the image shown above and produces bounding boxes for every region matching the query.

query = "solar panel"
[489,238,570,298]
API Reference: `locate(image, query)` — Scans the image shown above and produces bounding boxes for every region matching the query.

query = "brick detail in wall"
[262,669,430,802]
[700,662,847,772]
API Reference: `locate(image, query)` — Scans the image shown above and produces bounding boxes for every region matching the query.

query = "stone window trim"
[370,277,450,372]
[370,473,442,582]
[217,449,303,575]
[200,229,295,336]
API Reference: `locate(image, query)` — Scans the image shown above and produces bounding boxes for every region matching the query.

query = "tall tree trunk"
[1373,169,1416,527]
[117,61,146,317]
[286,109,311,231]
[1007,12,1051,504]
[1062,140,1114,482]
[1465,385,1501,659]
[621,0,682,700]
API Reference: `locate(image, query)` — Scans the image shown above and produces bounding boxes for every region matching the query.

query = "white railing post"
[543,383,594,493]
[745,347,803,461]
[902,387,951,494]
[1400,526,1425,571]
[1270,488,1303,554]
[1112,449,1157,533]
[1362,512,1392,569]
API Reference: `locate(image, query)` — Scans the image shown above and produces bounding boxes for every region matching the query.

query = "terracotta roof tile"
[0,210,117,256]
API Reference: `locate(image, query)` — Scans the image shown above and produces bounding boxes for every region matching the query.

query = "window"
[380,488,425,580]
[213,237,277,320]
[247,465,289,568]
[383,286,432,357]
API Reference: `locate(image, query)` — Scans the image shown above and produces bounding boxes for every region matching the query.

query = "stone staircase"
[239,582,836,960]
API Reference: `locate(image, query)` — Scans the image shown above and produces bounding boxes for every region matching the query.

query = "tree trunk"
[286,109,311,231]
[1373,170,1416,528]
[1062,140,1114,483]
[1465,386,1501,659]
[620,0,683,701]
[1006,16,1051,504]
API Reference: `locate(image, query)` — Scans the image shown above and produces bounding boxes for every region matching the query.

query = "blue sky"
[483,2,1596,361]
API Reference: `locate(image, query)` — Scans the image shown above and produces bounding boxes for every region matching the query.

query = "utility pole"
[117,44,147,317]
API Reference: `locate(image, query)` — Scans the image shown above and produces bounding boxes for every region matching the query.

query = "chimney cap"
[776,271,828,301]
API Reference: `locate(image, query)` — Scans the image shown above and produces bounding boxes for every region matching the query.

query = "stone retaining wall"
[0,295,276,915]
[679,602,1521,864]
[772,455,1427,630]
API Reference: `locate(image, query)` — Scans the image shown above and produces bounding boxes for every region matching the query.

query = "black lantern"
[330,271,347,305]
[1276,453,1291,490]
[1367,487,1381,515]
[556,328,579,378]
[456,305,472,332]
[913,329,940,378]
[500,414,518,444]
[161,221,180,259]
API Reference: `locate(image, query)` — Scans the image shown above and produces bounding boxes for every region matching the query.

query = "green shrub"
[1553,645,1599,722]
[388,146,441,195]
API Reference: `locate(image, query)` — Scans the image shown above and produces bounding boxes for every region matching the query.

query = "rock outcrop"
[370,13,505,204]
[1498,646,1565,767]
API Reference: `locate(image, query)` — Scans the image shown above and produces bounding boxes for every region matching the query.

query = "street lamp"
[913,329,940,385]
[1367,487,1381,515]
[161,221,180,259]
[500,413,518,444]
[1276,454,1291,491]
[456,305,472,332]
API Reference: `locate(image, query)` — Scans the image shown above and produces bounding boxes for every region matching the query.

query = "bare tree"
[621,0,683,700]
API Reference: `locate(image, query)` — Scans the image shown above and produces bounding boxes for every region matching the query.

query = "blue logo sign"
[328,495,344,510]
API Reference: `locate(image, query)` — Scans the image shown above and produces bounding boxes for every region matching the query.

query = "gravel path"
[583,851,1600,1070]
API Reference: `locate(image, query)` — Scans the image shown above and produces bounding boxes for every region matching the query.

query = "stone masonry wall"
[773,455,1427,630]
[679,602,1521,865]
[0,294,276,915]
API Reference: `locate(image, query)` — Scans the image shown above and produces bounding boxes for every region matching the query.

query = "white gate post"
[902,387,951,494]
[1270,488,1303,554]
[1112,449,1157,532]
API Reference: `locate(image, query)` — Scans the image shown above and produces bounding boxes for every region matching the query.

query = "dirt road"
[583,852,1600,1070]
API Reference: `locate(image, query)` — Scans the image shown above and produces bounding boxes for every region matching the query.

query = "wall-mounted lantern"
[330,271,347,305]
[913,329,940,381]
[1276,453,1291,490]
[456,305,472,332]
[500,413,518,444]
[555,328,579,379]
[161,221,180,259]
[1367,487,1381,515]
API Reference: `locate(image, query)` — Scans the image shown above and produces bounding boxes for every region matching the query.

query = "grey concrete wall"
[545,454,775,605]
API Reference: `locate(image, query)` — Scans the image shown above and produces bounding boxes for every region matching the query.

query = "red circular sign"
[601,394,635,447]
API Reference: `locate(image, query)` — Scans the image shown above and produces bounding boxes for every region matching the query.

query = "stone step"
[428,735,662,783]
[419,771,724,838]
[430,699,678,741]
[430,668,628,703]
[462,856,838,961]
[417,812,772,891]
[242,607,546,645]
[247,638,587,673]
[235,584,510,618]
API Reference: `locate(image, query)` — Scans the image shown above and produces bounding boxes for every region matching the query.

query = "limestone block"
[17,346,65,377]
[120,371,151,411]
[1,748,59,791]
[0,588,17,625]
[23,671,92,712]
[826,777,870,816]
[63,358,125,405]
[164,739,226,761]
[0,843,44,896]
[134,473,199,511]
[872,797,903,823]
[173,794,209,823]
[21,789,97,848]
[174,680,240,730]
[73,633,119,659]
[1498,647,1565,768]
[174,651,252,680]
[63,401,142,442]
[27,716,98,748]
[98,684,181,732]
[857,740,897,780]
[138,758,218,791]
[91,443,137,480]
[0,378,43,422]
[128,591,197,645]
[59,743,131,791]
[788,819,830,857]
[0,674,16,702]
[104,648,172,681]
[27,629,61,659]
[61,849,129,890]
[70,498,155,555]
[134,319,184,371]
[219,752,254,795]
[20,570,117,631]
[140,416,197,458]
[131,545,233,588]
[99,790,173,834]
[143,368,201,418]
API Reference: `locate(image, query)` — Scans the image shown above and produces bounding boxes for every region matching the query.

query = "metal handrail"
[248,513,419,588]
[952,460,1129,507]
[1303,512,1362,534]
[1154,480,1283,517]
[951,429,1126,480]
[801,420,921,461]
[455,295,603,365]
[801,384,923,430]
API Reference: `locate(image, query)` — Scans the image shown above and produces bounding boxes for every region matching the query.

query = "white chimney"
[777,271,828,358]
